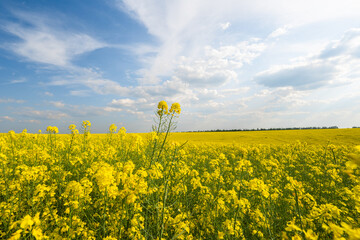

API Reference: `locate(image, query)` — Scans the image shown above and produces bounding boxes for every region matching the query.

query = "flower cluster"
[169,102,181,114]
[157,101,181,116]
[46,126,59,134]
[109,124,117,134]
[68,124,79,135]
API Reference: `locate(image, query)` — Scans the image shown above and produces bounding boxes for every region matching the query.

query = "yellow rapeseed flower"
[157,100,168,115]
[8,130,16,139]
[20,215,34,229]
[9,230,22,240]
[82,120,91,128]
[109,124,117,134]
[103,237,117,240]
[31,227,44,239]
[69,124,76,130]
[170,102,181,114]
[46,126,59,134]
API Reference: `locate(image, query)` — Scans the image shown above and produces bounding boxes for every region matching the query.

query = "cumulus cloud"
[175,40,266,87]
[176,65,236,87]
[2,11,107,67]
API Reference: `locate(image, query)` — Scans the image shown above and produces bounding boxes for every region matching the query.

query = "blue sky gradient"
[1,0,360,133]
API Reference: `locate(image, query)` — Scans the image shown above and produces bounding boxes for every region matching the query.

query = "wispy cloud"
[18,110,69,120]
[0,116,15,122]
[19,119,41,124]
[268,25,293,38]
[49,67,130,95]
[2,11,107,67]
[0,98,25,104]
[9,78,27,84]
[49,101,65,108]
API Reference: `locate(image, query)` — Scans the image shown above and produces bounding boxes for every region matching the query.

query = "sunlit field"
[1,102,360,239]
[165,128,360,146]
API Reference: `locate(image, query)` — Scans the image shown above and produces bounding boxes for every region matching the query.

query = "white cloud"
[221,87,250,95]
[176,64,236,87]
[109,97,154,115]
[10,78,27,84]
[49,101,65,108]
[268,24,293,38]
[2,11,107,67]
[110,98,147,107]
[69,90,91,97]
[220,22,231,30]
[104,107,123,112]
[111,98,136,107]
[174,40,266,87]
[49,67,130,95]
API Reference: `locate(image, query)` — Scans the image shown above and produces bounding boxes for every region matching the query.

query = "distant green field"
[153,128,360,146]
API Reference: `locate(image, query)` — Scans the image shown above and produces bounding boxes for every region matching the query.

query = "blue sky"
[1,0,360,133]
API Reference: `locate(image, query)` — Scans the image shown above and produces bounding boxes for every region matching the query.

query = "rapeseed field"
[1,101,360,239]
[165,129,360,146]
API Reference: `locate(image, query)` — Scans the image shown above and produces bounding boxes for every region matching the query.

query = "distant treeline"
[186,126,343,132]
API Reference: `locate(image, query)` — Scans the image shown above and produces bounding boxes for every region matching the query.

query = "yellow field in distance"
[136,128,360,146]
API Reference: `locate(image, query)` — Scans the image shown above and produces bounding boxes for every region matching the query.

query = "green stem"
[159,179,169,240]
[150,114,163,165]
[156,114,174,161]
